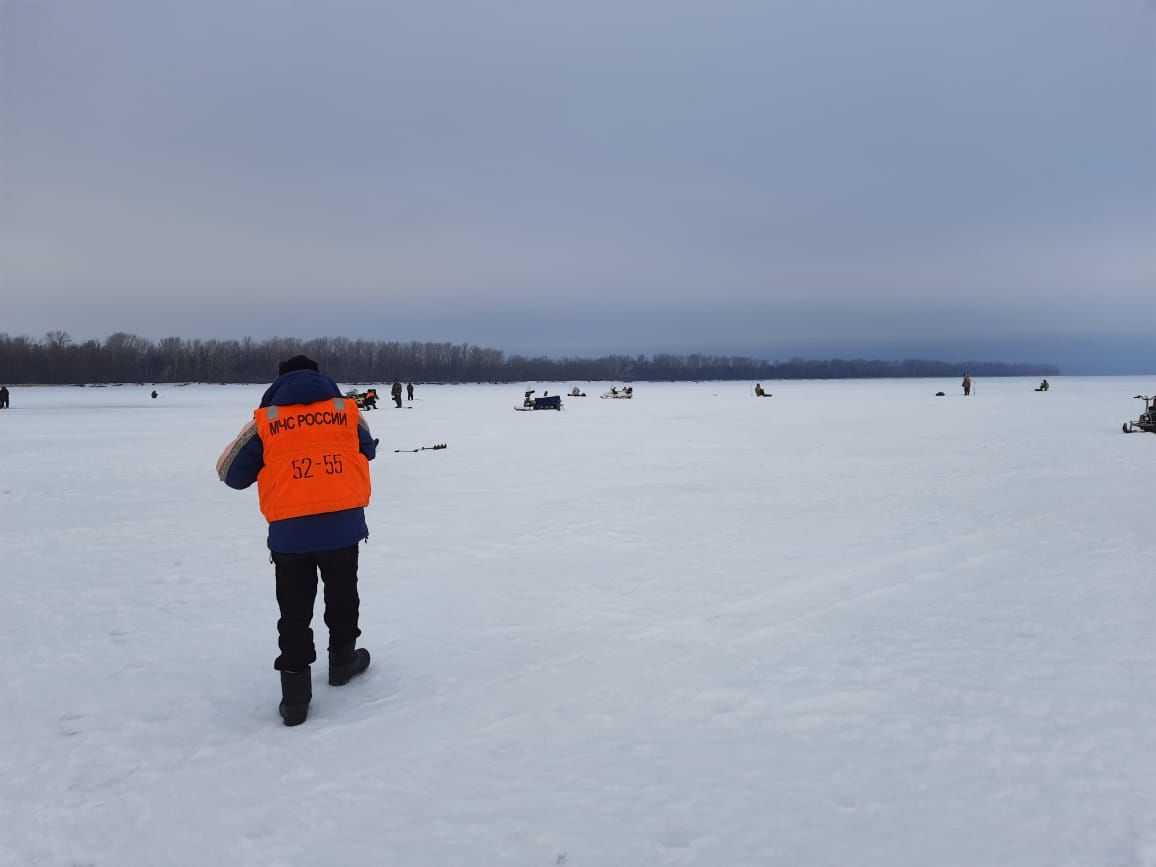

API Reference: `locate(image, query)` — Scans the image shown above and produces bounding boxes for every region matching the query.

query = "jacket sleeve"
[357,416,377,461]
[216,421,264,489]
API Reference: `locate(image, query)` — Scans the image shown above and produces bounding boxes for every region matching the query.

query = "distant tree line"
[0,331,1059,385]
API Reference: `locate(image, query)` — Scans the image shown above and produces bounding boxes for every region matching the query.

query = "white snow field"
[2,377,1154,867]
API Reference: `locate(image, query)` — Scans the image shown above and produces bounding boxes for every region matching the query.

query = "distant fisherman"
[215,354,377,726]
[0,385,8,408]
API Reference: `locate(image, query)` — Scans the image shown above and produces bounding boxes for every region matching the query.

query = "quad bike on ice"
[344,388,379,410]
[1122,395,1155,434]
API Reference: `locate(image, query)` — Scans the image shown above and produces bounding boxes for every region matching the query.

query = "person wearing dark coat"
[391,378,403,408]
[406,382,414,401]
[216,355,377,726]
[0,386,8,408]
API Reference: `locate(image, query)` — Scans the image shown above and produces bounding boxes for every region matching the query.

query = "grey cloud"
[2,0,1154,372]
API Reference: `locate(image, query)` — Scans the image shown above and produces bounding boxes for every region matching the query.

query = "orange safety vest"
[253,397,371,522]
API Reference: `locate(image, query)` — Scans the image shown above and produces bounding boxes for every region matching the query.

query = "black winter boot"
[279,668,312,726]
[328,643,371,686]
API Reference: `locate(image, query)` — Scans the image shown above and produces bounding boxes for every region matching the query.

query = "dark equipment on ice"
[1122,395,1156,434]
[517,389,562,411]
[394,443,448,453]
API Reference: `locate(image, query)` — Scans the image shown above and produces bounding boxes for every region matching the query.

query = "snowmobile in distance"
[516,389,562,411]
[601,386,633,399]
[1122,394,1155,433]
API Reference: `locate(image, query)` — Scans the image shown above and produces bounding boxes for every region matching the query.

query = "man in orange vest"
[216,355,378,726]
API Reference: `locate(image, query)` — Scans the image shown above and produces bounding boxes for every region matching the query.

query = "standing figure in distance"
[0,385,9,408]
[391,378,403,408]
[216,355,376,726]
[406,382,414,402]
[962,373,972,397]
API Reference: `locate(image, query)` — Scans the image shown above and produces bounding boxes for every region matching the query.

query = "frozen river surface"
[1,376,1154,866]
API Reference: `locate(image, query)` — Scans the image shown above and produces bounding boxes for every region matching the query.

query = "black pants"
[272,544,362,671]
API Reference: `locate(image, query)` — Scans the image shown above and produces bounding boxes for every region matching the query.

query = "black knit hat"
[278,355,320,375]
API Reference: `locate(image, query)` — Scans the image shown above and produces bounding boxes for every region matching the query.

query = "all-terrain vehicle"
[1122,394,1155,434]
[344,388,379,410]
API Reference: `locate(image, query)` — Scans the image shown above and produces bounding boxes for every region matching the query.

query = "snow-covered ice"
[2,377,1154,867]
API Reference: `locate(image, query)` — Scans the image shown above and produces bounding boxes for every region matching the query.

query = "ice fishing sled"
[516,389,562,411]
[1122,394,1155,433]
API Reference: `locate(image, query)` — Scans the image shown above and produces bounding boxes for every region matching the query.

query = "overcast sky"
[2,0,1154,372]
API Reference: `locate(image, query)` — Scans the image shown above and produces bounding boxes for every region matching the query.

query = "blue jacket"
[216,370,377,553]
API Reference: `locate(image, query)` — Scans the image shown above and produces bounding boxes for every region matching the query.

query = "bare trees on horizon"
[0,332,1058,385]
